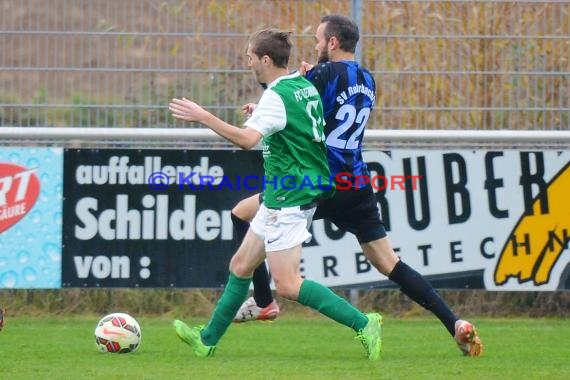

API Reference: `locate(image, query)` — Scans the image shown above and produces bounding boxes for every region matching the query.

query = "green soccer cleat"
[355,312,383,360]
[173,320,216,358]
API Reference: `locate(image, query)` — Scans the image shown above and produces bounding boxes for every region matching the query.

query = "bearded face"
[317,48,330,64]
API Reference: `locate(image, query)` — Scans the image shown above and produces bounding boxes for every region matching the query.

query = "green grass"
[0,316,568,380]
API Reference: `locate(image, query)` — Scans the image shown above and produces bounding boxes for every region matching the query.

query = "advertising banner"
[60,148,569,291]
[0,148,63,289]
[62,149,262,288]
[301,150,570,291]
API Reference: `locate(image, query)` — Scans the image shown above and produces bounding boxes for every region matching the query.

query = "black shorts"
[313,185,387,243]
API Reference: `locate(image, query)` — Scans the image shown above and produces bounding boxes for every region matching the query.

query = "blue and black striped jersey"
[306,61,376,188]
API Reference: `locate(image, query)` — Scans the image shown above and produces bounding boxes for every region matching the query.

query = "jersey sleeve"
[244,89,286,136]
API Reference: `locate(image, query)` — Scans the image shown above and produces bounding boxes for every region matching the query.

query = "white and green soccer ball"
[94,312,141,353]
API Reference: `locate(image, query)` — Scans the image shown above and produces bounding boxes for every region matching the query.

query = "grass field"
[0,315,568,380]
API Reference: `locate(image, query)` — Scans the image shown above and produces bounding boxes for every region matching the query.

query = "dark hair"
[248,29,292,69]
[321,14,359,53]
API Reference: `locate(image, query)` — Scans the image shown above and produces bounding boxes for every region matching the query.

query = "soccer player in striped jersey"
[231,14,482,357]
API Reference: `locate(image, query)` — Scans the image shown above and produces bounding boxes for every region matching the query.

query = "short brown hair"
[321,14,359,53]
[248,29,292,69]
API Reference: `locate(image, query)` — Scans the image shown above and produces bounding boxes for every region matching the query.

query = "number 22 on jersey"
[326,104,370,149]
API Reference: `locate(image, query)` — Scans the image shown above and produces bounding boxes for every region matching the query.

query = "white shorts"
[250,203,316,252]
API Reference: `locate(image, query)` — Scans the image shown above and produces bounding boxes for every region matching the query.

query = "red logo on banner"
[0,163,40,233]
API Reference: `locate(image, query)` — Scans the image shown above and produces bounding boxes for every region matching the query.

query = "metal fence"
[1,0,569,130]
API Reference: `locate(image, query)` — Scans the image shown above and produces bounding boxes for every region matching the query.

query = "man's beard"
[317,49,329,63]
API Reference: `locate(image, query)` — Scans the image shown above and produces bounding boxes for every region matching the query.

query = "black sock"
[230,212,249,251]
[230,212,274,308]
[389,260,458,337]
[252,263,273,308]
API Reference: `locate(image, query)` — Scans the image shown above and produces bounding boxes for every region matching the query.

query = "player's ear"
[329,36,339,50]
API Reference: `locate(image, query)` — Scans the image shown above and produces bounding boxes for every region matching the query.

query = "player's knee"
[362,239,399,276]
[232,200,253,221]
[231,202,247,219]
[229,253,251,278]
[231,194,260,221]
[273,280,299,301]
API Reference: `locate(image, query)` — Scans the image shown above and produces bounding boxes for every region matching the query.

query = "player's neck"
[265,67,291,84]
[331,51,355,62]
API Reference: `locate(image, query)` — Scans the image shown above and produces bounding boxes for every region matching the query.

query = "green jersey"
[245,71,334,208]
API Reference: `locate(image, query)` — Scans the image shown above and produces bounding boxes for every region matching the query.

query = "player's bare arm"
[169,97,262,150]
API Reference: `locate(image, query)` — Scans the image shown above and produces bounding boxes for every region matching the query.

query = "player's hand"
[242,103,257,119]
[299,61,314,76]
[169,97,210,123]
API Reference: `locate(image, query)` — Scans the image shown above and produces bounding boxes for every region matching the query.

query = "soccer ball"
[94,312,141,353]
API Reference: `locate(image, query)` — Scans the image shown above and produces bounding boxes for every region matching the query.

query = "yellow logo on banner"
[495,163,570,286]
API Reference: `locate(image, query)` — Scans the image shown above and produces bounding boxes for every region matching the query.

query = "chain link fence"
[1,0,568,130]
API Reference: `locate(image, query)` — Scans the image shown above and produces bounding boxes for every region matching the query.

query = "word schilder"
[147,172,421,191]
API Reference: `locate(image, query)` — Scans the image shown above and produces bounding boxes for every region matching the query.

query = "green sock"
[201,272,251,346]
[297,279,368,332]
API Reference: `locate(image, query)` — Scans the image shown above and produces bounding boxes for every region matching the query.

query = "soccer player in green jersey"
[169,28,382,360]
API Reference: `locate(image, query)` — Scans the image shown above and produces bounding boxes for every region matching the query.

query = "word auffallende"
[147,171,422,191]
